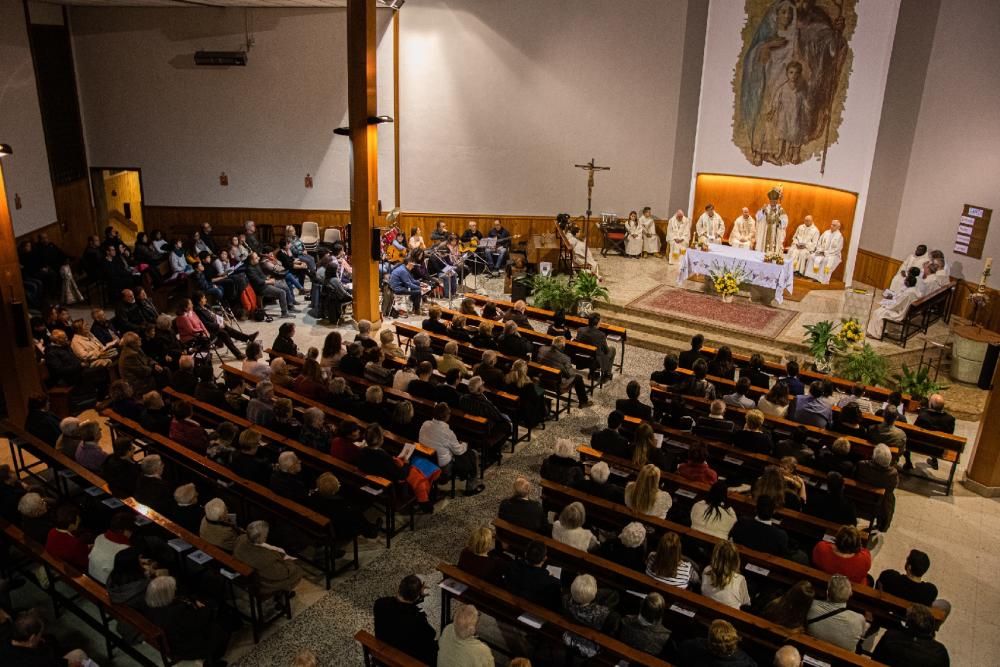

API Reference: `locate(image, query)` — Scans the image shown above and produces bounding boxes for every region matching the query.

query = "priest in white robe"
[638,207,660,256]
[730,208,756,249]
[868,276,920,338]
[624,211,642,257]
[694,205,726,245]
[567,227,600,278]
[786,215,821,274]
[754,197,789,252]
[666,210,691,264]
[920,261,950,295]
[804,219,844,283]
[889,244,929,294]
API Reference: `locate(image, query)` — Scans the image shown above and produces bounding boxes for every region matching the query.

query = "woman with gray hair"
[551,502,598,552]
[564,574,619,656]
[540,438,585,487]
[596,521,648,572]
[856,443,898,531]
[18,492,52,544]
[437,603,493,666]
[297,407,330,451]
[233,520,303,595]
[143,575,233,665]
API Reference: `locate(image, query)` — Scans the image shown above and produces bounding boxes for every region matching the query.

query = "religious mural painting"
[732,0,857,174]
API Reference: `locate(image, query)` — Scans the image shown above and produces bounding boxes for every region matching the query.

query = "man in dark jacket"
[504,540,562,611]
[44,330,83,386]
[498,320,532,359]
[269,452,309,505]
[778,359,805,396]
[373,575,437,664]
[650,353,683,386]
[132,455,173,514]
[615,380,653,421]
[590,410,630,459]
[459,376,511,442]
[678,333,706,370]
[405,362,437,401]
[245,252,294,318]
[537,337,591,407]
[24,394,61,446]
[576,312,615,379]
[497,477,547,533]
[115,289,148,333]
[913,393,955,470]
[873,604,949,667]
[729,494,790,558]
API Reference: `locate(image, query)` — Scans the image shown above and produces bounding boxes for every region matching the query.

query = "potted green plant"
[530,274,577,312]
[893,364,947,402]
[834,343,890,387]
[571,270,610,315]
[802,320,840,373]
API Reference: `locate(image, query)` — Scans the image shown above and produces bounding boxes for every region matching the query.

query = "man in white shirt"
[638,206,661,256]
[804,219,844,283]
[786,215,821,274]
[666,210,691,264]
[806,575,867,651]
[418,402,483,496]
[921,260,950,295]
[730,208,756,249]
[695,204,726,245]
[868,275,920,338]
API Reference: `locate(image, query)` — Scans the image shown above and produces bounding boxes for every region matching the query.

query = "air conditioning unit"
[194,51,248,67]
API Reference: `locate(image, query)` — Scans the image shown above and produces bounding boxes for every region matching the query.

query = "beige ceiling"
[38,0,352,7]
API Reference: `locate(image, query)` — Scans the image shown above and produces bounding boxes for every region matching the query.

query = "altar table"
[676,243,796,304]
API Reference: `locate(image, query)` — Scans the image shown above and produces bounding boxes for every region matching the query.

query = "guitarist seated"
[486,219,511,276]
[459,220,483,254]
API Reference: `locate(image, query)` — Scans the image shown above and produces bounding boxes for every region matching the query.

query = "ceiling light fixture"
[367,115,394,125]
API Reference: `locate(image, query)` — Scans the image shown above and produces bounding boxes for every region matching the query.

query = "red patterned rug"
[625,285,797,338]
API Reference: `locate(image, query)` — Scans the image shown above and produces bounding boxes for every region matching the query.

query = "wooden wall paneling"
[692,173,858,281]
[16,178,96,259]
[853,249,901,290]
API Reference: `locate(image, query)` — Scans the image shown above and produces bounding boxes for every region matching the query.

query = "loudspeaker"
[371,229,381,262]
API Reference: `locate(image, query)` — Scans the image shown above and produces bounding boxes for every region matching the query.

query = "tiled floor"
[8,269,996,666]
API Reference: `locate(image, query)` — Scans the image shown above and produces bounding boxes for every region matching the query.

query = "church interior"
[1,0,999,665]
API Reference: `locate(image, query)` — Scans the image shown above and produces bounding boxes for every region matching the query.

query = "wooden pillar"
[0,158,43,425]
[965,361,1000,495]
[347,0,381,325]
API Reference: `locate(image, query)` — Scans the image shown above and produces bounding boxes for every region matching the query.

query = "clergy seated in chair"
[804,220,844,284]
[786,216,820,274]
[867,275,920,339]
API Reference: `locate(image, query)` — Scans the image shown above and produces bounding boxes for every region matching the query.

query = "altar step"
[595,303,812,363]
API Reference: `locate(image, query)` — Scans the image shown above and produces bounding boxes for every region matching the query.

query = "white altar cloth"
[676,243,796,304]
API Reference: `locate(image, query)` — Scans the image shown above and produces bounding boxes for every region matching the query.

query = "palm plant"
[893,364,946,401]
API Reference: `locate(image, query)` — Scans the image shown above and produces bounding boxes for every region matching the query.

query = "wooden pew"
[162,386,371,565]
[492,518,882,667]
[537,481,940,628]
[878,282,957,347]
[613,418,884,522]
[0,518,171,666]
[576,445,862,546]
[436,562,673,667]
[102,410,342,588]
[464,293,627,372]
[354,630,429,666]
[221,364,425,543]
[394,321,575,418]
[267,347,511,457]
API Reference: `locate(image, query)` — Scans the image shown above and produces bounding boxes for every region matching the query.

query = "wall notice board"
[954,204,992,259]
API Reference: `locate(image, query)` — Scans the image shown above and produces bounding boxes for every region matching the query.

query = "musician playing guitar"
[486,219,511,276]
[459,220,482,253]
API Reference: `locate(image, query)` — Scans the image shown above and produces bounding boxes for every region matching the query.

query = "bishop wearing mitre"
[755,187,789,253]
[666,210,691,264]
[787,215,820,273]
[804,220,844,283]
[730,208,756,249]
[695,204,726,245]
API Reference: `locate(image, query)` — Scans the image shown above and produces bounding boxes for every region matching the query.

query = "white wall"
[70,6,396,209]
[0,0,58,235]
[398,0,696,217]
[691,0,901,278]
[887,0,1000,281]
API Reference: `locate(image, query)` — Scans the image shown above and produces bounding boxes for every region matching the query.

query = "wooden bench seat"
[354,630,429,666]
[879,282,957,347]
[492,518,881,667]
[436,562,672,667]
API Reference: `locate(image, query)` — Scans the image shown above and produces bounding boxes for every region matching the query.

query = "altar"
[677,243,796,305]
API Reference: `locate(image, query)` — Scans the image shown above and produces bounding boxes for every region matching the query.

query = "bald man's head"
[773,645,801,667]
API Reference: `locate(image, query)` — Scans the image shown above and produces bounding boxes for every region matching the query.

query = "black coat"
[540,455,584,487]
[133,475,174,514]
[497,496,547,534]
[590,428,630,459]
[372,597,437,664]
[615,398,652,421]
[505,560,562,611]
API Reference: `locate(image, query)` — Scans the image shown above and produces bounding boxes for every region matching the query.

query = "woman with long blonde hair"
[701,540,751,608]
[631,423,656,466]
[504,358,531,388]
[624,463,672,518]
[752,465,787,509]
[646,532,691,587]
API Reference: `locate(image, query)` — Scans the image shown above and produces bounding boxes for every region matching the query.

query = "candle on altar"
[980,257,993,290]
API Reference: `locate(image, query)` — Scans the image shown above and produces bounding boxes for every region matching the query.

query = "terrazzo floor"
[8,270,998,666]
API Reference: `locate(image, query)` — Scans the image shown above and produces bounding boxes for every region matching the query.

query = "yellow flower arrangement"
[836,318,863,346]
[708,263,748,298]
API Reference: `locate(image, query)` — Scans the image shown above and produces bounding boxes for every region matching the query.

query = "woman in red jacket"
[811,525,872,585]
[45,504,91,571]
[676,443,719,484]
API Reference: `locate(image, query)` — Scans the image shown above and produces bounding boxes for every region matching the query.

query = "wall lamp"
[0,144,12,157]
[334,115,393,136]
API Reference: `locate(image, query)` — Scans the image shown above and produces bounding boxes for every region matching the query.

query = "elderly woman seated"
[143,575,233,665]
[540,438,585,487]
[563,574,620,655]
[233,520,304,596]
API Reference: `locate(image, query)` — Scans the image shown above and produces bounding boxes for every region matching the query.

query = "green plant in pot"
[802,320,844,373]
[571,270,610,316]
[530,274,577,312]
[834,343,890,387]
[893,364,947,402]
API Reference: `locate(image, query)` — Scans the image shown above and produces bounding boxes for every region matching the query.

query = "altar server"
[666,210,691,264]
[755,191,789,252]
[889,244,928,294]
[787,215,820,273]
[804,219,844,283]
[624,211,642,257]
[638,207,660,256]
[730,208,756,249]
[695,205,726,245]
[868,275,920,338]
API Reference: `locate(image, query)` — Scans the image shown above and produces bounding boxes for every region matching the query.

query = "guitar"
[458,236,479,253]
[384,242,407,263]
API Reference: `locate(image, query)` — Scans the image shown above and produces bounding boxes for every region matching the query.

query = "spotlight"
[333,127,350,136]
[367,115,394,125]
[0,144,12,157]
